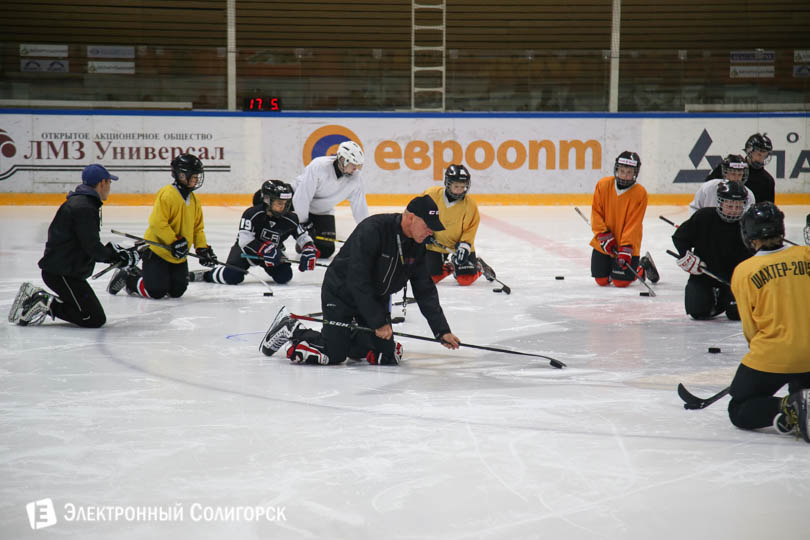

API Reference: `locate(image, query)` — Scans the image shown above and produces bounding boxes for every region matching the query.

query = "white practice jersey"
[291,156,369,224]
[689,179,755,215]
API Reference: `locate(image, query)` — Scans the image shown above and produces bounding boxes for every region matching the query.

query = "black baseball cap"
[406,194,445,231]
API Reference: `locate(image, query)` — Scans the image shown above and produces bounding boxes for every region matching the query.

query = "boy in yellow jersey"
[423,164,482,286]
[728,202,810,442]
[107,153,217,298]
[589,151,658,287]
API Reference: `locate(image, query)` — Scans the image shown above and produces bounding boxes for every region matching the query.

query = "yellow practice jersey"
[422,185,480,254]
[144,184,208,263]
[731,245,810,374]
[589,176,647,256]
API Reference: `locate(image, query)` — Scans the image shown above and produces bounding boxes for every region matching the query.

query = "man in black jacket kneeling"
[260,194,460,365]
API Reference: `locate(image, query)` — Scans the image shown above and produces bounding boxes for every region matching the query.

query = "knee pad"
[725,302,740,320]
[455,272,481,286]
[271,264,293,284]
[431,263,453,284]
[594,277,610,287]
[315,241,335,259]
[612,279,632,288]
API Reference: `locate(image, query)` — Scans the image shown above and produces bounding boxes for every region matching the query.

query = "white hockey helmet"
[336,141,364,168]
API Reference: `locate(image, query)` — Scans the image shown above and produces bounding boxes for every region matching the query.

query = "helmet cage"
[171,154,205,191]
[613,152,640,188]
[721,155,750,184]
[444,164,471,202]
[744,133,773,170]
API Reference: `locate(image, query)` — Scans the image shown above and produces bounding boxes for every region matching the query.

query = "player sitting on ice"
[189,179,318,285]
[589,151,659,288]
[423,164,482,285]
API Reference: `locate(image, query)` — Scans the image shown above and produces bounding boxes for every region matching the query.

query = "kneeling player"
[188,179,318,285]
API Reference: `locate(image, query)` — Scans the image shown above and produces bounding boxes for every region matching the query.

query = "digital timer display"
[243,97,282,111]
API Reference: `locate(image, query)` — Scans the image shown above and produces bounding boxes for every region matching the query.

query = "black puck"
[708,347,721,353]
[493,288,503,293]
[263,292,273,297]
[555,276,564,280]
[639,291,650,296]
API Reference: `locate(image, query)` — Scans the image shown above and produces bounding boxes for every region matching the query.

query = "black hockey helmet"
[744,133,773,169]
[171,153,205,190]
[261,179,293,217]
[740,201,784,250]
[613,151,641,188]
[720,154,749,184]
[444,164,471,202]
[715,180,748,223]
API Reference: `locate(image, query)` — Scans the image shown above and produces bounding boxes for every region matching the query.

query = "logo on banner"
[673,129,724,183]
[0,129,17,178]
[26,498,58,530]
[301,125,363,166]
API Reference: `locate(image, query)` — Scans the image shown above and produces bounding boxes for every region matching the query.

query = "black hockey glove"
[451,242,471,266]
[196,246,218,268]
[170,237,189,259]
[109,243,141,267]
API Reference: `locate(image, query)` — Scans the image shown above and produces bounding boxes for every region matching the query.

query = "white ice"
[1,203,809,539]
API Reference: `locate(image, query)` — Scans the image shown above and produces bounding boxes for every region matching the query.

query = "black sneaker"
[781,390,810,443]
[260,306,302,356]
[640,252,660,284]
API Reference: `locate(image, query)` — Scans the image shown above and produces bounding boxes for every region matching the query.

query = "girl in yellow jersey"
[728,202,810,442]
[107,153,217,299]
[423,164,482,286]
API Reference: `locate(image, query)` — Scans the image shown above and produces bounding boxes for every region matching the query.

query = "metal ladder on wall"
[411,1,445,111]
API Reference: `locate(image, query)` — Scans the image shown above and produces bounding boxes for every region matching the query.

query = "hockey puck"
[263,292,273,297]
[555,275,564,280]
[708,347,721,354]
[639,291,650,296]
[493,288,503,293]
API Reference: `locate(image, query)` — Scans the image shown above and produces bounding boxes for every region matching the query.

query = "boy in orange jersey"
[589,151,659,287]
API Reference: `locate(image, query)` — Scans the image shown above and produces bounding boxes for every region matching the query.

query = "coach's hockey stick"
[665,249,730,286]
[677,383,730,410]
[291,314,566,369]
[111,230,275,295]
[239,253,330,268]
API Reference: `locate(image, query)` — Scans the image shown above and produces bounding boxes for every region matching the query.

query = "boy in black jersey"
[189,180,318,285]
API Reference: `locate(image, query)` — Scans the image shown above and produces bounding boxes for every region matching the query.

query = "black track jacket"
[322,213,451,338]
[38,185,116,279]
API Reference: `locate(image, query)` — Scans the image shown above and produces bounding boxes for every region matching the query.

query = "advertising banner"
[0,112,807,196]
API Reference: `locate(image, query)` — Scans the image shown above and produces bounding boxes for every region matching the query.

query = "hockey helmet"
[743,133,773,170]
[336,141,364,174]
[261,179,293,217]
[715,180,748,223]
[444,164,471,202]
[171,153,205,190]
[613,151,641,188]
[740,202,784,250]
[721,154,749,184]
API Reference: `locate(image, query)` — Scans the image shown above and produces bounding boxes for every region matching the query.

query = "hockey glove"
[298,243,319,272]
[170,237,189,259]
[677,251,703,275]
[196,246,218,268]
[597,231,617,255]
[451,242,472,266]
[110,243,141,267]
[258,241,281,268]
[616,245,633,268]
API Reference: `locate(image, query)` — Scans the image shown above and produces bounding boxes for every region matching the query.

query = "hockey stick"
[111,230,275,295]
[304,297,417,319]
[239,253,330,268]
[677,383,730,410]
[91,241,148,280]
[662,215,798,246]
[575,208,655,296]
[665,249,730,286]
[290,313,566,369]
[574,206,590,226]
[427,238,512,294]
[315,235,346,244]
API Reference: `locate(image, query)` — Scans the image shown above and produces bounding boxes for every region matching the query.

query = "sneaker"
[188,269,208,282]
[8,282,38,324]
[780,390,810,443]
[477,257,496,282]
[259,306,301,356]
[18,290,55,326]
[640,252,660,284]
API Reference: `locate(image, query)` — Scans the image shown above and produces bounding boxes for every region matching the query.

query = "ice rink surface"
[1,202,809,539]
